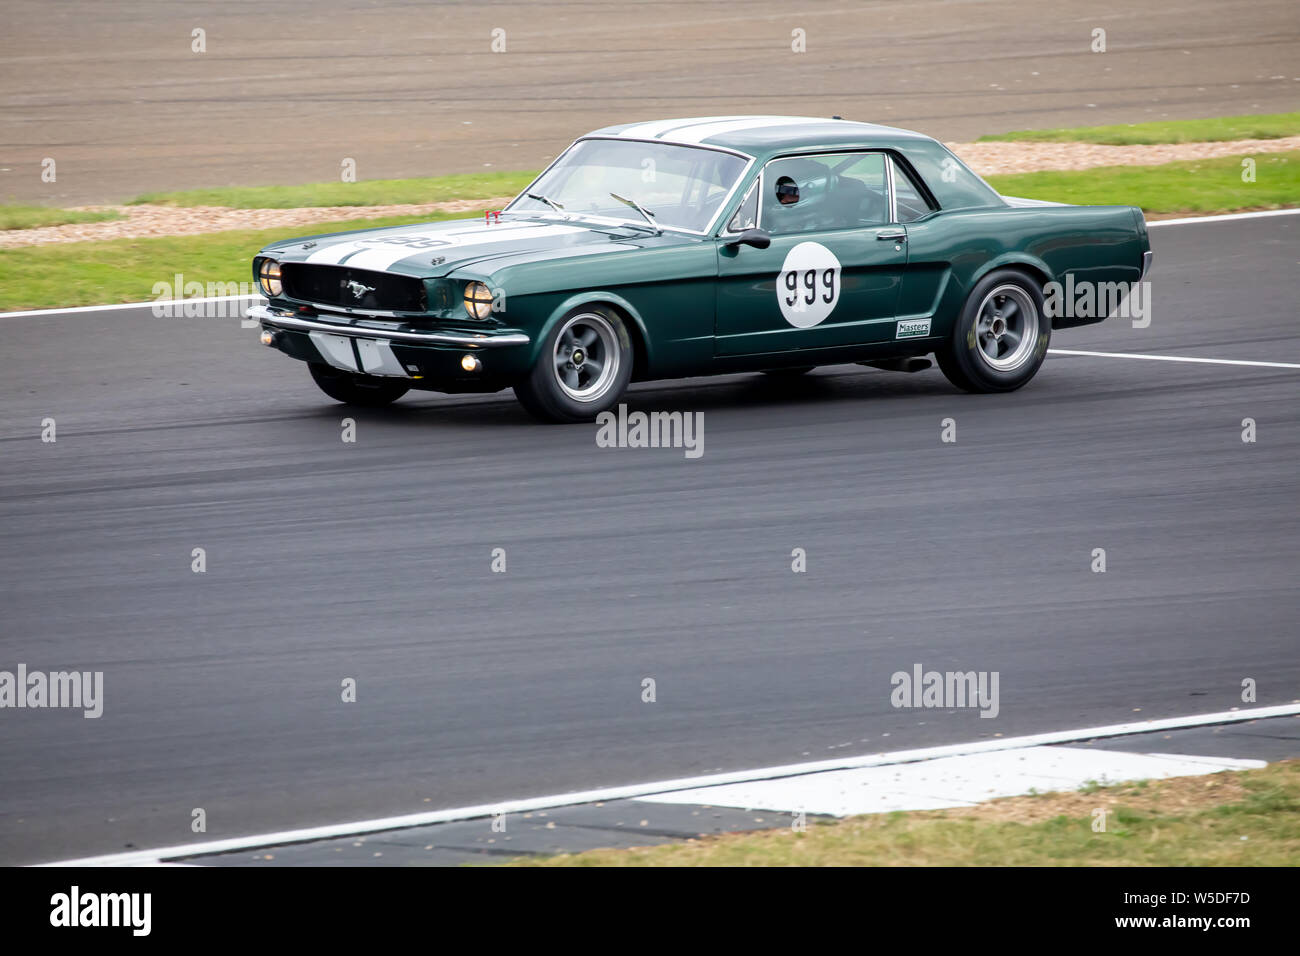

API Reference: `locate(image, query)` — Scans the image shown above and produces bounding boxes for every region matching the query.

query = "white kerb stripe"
[636,748,1266,816]
[35,702,1300,866]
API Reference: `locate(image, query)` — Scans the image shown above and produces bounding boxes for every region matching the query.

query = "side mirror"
[726,228,771,250]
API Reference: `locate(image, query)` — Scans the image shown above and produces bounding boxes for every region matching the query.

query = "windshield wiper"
[526,192,566,214]
[609,192,660,233]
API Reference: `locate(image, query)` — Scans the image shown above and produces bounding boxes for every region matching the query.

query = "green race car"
[249,115,1151,422]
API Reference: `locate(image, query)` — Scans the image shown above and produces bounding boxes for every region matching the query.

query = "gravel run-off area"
[3,137,1297,248]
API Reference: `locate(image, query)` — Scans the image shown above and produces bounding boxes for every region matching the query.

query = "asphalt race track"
[0,214,1297,864]
[3,0,1298,205]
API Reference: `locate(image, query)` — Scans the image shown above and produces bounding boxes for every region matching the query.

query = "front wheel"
[514,307,634,423]
[308,363,410,406]
[936,270,1050,393]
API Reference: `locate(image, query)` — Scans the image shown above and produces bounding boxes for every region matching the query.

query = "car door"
[714,151,908,356]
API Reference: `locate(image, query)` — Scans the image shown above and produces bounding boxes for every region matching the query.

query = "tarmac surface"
[2,0,1298,205]
[0,213,1296,865]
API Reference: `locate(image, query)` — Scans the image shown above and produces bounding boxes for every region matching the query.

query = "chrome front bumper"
[248,305,530,348]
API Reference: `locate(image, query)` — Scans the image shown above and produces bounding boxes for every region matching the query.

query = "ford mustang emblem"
[346,279,375,300]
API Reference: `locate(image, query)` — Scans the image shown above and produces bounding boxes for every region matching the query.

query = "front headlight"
[257,258,282,297]
[463,281,493,320]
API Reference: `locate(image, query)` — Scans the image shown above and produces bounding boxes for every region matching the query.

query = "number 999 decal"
[778,241,842,329]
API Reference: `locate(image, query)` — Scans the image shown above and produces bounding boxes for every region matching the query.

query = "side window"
[727,178,759,232]
[759,152,889,236]
[891,157,933,222]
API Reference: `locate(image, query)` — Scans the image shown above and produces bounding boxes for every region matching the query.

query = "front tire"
[514,307,634,423]
[308,363,410,406]
[936,270,1050,393]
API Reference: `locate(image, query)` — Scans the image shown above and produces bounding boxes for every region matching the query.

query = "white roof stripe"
[665,115,848,145]
[617,116,749,140]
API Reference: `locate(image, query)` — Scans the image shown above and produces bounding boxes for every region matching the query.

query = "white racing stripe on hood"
[305,223,590,271]
[306,241,366,265]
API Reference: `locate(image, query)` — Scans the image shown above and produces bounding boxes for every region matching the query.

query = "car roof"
[583,115,936,158]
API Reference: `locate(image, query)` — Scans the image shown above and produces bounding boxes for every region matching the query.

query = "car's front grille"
[280,264,426,313]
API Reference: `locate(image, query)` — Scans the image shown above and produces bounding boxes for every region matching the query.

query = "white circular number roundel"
[777,241,841,328]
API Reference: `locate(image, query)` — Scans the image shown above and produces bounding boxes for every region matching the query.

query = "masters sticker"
[895,318,931,339]
[778,242,842,329]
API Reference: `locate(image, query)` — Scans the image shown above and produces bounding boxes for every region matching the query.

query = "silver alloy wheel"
[552,312,620,402]
[973,284,1039,372]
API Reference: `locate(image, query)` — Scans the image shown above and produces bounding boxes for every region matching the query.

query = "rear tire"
[514,306,634,423]
[936,269,1050,393]
[308,363,410,406]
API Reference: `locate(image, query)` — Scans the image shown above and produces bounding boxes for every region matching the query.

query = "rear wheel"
[936,270,1050,393]
[308,363,410,406]
[514,307,634,423]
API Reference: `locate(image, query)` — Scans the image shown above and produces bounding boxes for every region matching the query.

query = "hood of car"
[261,216,684,278]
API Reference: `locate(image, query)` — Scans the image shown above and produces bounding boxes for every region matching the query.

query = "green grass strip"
[0,205,124,230]
[3,153,1296,313]
[979,111,1300,145]
[129,171,537,209]
[510,760,1300,866]
[984,150,1298,214]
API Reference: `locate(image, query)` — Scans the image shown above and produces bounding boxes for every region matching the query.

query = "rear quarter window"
[897,140,1005,210]
[891,157,935,222]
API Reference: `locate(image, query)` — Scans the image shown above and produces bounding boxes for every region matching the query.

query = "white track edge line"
[1146,208,1300,227]
[36,702,1300,867]
[0,294,265,319]
[1048,348,1300,369]
[3,209,1296,320]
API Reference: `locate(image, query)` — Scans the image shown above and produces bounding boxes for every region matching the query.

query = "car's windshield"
[508,138,748,233]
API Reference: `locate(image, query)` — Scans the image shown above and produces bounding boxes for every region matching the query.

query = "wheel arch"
[968,254,1053,292]
[537,292,652,381]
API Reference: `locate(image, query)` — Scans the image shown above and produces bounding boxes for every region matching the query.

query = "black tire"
[513,306,634,423]
[936,269,1051,393]
[308,363,410,406]
[760,366,816,378]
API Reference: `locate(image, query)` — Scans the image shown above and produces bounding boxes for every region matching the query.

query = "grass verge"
[508,759,1300,866]
[984,150,1299,214]
[979,111,1300,145]
[129,170,537,208]
[3,152,1296,312]
[0,204,123,231]
[0,213,455,312]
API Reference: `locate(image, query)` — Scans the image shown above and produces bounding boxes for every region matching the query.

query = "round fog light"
[461,354,481,372]
[259,330,275,346]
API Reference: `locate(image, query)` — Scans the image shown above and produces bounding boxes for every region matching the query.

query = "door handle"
[877,230,907,241]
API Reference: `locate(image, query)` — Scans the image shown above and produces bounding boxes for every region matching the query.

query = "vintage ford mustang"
[249,115,1151,422]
